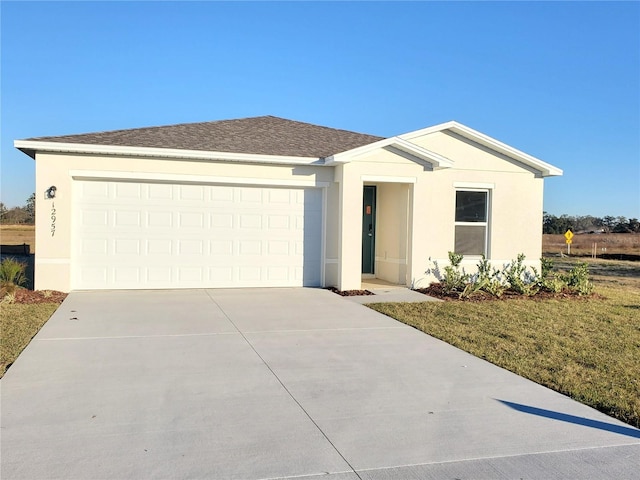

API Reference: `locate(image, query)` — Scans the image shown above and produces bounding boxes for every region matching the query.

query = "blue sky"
[2,1,639,218]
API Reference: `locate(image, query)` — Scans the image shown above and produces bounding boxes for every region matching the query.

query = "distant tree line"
[543,212,640,234]
[0,194,35,225]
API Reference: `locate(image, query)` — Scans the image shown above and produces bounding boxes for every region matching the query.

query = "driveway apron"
[2,288,639,479]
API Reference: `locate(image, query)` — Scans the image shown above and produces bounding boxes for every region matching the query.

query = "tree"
[628,218,640,233]
[1,206,29,224]
[602,216,617,233]
[25,193,35,224]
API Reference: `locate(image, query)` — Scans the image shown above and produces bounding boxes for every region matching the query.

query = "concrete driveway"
[2,288,639,479]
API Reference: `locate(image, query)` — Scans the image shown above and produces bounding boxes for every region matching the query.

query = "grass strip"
[1,303,59,377]
[369,285,640,429]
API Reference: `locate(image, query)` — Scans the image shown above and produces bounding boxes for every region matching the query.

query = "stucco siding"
[34,152,333,291]
[409,167,544,287]
[409,131,539,175]
[28,122,553,292]
[374,183,410,285]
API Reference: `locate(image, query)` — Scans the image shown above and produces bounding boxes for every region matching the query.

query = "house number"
[50,202,56,237]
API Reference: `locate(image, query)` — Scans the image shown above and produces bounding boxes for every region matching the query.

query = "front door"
[362,186,376,274]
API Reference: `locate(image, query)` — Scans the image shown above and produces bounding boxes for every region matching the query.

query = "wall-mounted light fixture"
[45,186,57,199]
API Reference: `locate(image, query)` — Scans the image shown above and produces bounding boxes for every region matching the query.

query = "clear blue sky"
[2,1,639,218]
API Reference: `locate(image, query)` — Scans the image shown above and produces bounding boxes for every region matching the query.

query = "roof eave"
[325,136,454,169]
[400,121,563,177]
[446,122,563,177]
[13,140,325,166]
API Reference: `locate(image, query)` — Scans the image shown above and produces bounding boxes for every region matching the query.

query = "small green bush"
[0,258,27,287]
[503,254,539,296]
[425,253,594,299]
[441,252,470,294]
[471,256,506,298]
[563,262,594,295]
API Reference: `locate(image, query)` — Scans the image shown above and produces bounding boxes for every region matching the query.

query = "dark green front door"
[362,186,376,274]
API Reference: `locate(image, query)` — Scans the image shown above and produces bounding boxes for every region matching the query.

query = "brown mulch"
[326,287,375,297]
[8,288,67,305]
[415,283,598,302]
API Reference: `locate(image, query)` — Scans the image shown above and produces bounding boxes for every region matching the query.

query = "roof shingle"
[26,115,384,158]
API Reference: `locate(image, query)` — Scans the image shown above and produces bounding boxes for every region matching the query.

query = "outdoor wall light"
[45,186,57,199]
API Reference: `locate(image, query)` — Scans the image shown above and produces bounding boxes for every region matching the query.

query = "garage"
[72,180,323,289]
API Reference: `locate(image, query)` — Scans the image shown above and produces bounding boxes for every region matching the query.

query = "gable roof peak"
[399,120,562,177]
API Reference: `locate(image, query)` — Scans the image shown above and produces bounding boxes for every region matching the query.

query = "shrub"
[471,256,506,298]
[540,257,554,279]
[503,254,539,296]
[563,262,594,295]
[424,253,594,299]
[0,258,26,287]
[441,252,470,294]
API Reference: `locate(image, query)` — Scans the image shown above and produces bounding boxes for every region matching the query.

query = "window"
[454,190,489,256]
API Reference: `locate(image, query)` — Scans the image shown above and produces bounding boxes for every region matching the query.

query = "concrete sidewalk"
[1,288,638,479]
[349,279,441,304]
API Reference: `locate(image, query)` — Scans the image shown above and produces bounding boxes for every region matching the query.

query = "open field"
[1,224,36,253]
[543,232,640,257]
[370,257,640,428]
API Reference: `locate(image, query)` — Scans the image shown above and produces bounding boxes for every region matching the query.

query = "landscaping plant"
[0,257,27,297]
[424,252,595,299]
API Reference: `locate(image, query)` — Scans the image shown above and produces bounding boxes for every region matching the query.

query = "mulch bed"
[326,287,375,297]
[415,283,598,302]
[9,288,68,305]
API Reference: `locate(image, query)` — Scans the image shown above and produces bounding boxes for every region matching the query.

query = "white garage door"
[72,180,323,289]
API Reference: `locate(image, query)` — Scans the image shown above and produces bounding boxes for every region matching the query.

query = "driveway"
[2,288,639,479]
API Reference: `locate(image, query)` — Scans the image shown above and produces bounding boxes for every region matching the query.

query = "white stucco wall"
[31,126,551,292]
[408,130,544,286]
[373,182,410,285]
[333,131,546,290]
[33,152,336,291]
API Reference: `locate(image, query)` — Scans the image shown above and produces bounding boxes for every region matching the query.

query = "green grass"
[369,263,640,428]
[1,303,59,377]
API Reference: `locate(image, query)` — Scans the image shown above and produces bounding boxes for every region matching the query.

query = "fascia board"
[398,121,458,141]
[325,137,453,169]
[14,140,324,166]
[399,121,563,177]
[324,137,396,164]
[391,138,454,168]
[446,123,563,177]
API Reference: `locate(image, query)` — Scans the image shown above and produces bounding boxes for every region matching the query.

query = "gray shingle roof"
[26,115,384,158]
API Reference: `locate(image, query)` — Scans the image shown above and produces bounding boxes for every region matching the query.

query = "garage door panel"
[148,267,172,283]
[73,181,323,289]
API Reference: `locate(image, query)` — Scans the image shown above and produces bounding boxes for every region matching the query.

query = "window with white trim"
[454,190,489,256]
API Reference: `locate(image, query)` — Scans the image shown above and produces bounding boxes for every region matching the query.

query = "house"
[15,116,562,292]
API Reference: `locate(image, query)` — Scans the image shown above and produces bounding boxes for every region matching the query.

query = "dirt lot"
[543,233,640,257]
[1,225,36,253]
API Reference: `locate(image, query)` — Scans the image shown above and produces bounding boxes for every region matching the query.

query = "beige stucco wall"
[334,131,546,290]
[336,150,424,290]
[33,152,336,291]
[32,127,550,292]
[373,182,410,285]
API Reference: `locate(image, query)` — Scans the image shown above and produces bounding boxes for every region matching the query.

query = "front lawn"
[369,260,640,429]
[1,290,66,377]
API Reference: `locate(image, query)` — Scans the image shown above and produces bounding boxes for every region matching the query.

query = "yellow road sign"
[564,230,574,243]
[566,239,572,244]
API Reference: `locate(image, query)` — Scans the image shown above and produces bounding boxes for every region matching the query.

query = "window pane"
[455,225,486,255]
[456,191,487,222]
